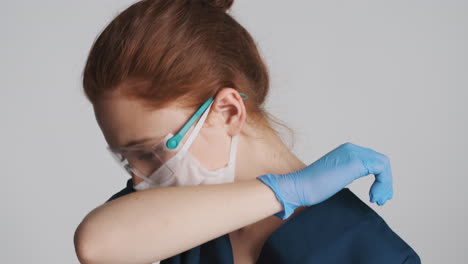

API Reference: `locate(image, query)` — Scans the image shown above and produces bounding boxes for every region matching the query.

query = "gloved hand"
[257,142,394,220]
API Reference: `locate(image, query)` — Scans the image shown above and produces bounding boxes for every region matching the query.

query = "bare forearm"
[74,178,283,264]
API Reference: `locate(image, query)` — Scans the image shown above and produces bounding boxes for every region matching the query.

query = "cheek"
[132,175,144,185]
[188,130,231,171]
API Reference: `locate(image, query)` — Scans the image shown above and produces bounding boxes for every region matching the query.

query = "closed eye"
[138,152,155,161]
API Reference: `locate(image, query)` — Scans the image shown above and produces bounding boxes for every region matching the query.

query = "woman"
[74,0,420,263]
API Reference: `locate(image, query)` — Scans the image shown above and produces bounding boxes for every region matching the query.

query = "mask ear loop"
[227,134,239,166]
[166,97,215,149]
[144,100,214,181]
[178,100,214,154]
[165,92,247,150]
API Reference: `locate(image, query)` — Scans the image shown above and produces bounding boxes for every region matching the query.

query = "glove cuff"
[257,174,296,220]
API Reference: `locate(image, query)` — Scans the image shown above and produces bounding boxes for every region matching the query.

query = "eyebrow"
[119,136,163,149]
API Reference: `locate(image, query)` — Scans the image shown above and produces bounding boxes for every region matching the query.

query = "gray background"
[1,0,466,263]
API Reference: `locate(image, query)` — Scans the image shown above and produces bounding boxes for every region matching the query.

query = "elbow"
[74,222,165,264]
[74,221,97,264]
[74,218,108,264]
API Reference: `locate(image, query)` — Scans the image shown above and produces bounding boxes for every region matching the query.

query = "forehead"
[93,93,191,149]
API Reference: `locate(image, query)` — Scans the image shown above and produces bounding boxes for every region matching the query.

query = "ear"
[206,88,246,136]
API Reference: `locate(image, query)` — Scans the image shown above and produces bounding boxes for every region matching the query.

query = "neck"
[235,125,306,182]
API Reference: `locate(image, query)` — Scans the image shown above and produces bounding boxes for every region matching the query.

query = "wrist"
[256,174,296,220]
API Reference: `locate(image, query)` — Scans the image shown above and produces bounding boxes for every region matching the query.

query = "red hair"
[82,0,292,139]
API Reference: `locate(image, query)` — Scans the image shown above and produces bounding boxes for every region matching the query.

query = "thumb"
[369,164,394,205]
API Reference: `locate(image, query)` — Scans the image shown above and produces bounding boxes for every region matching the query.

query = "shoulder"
[105,178,136,203]
[258,188,421,264]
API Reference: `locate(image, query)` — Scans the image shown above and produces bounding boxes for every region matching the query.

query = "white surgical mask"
[133,101,238,191]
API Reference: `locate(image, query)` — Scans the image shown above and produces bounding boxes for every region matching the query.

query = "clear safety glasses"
[106,93,248,182]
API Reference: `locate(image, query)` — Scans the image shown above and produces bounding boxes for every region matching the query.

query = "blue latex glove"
[257,142,394,220]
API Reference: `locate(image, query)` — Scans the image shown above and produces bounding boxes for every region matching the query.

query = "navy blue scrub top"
[105,179,421,264]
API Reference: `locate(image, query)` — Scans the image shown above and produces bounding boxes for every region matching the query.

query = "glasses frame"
[106,92,248,180]
[166,92,248,149]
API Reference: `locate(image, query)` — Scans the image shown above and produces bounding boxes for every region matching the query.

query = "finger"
[347,143,394,205]
[369,164,394,205]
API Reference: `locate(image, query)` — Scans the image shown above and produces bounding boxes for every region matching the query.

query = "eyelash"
[138,152,154,161]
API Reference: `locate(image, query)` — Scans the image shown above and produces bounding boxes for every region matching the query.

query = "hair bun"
[202,0,234,12]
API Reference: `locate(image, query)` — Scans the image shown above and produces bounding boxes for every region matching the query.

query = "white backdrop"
[1,0,466,263]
